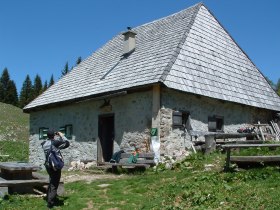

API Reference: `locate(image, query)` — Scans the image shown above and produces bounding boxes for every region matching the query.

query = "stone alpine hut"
[24,3,280,166]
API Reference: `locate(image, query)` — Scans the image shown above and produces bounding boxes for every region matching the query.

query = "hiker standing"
[41,129,70,208]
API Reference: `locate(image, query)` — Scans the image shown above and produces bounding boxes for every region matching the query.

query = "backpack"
[46,143,64,171]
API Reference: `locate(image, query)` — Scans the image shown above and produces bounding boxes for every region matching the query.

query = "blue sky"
[0,0,279,92]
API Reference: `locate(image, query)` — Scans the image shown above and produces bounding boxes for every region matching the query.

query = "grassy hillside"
[0,102,29,161]
[0,102,29,142]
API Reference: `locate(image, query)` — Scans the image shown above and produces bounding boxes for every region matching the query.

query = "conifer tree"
[265,77,275,90]
[76,56,82,65]
[19,75,33,108]
[0,68,10,90]
[33,74,43,97]
[0,83,4,102]
[0,68,18,106]
[5,80,18,106]
[61,62,69,76]
[276,78,280,96]
[0,68,10,102]
[48,74,54,87]
[43,80,48,92]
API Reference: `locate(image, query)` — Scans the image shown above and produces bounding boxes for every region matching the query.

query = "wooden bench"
[99,152,155,171]
[0,172,49,195]
[0,172,65,196]
[221,144,280,171]
[203,133,258,154]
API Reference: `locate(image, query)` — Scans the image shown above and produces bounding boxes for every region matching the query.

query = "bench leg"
[0,186,8,197]
[225,149,231,171]
[112,165,117,173]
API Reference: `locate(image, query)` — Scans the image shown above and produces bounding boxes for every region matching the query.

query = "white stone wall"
[160,88,273,156]
[29,87,274,167]
[29,91,152,167]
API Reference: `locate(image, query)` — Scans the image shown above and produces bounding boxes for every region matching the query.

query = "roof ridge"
[130,2,203,31]
[159,3,202,83]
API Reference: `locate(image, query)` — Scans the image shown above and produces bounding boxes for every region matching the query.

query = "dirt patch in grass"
[62,172,126,184]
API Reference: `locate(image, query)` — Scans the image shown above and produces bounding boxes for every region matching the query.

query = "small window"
[173,111,190,128]
[208,115,224,132]
[173,111,182,127]
[39,127,49,140]
[59,125,73,139]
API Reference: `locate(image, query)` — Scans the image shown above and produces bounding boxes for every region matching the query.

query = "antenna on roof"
[127,26,132,30]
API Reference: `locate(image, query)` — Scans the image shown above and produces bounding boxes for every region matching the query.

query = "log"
[205,135,216,154]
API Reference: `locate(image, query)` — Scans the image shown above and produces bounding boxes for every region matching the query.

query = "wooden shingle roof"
[24,3,280,112]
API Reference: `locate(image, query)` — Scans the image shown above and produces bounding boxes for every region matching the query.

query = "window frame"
[59,124,73,139]
[172,110,190,129]
[39,127,49,140]
[208,115,224,132]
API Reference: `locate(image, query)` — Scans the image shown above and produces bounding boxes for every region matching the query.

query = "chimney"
[122,27,136,55]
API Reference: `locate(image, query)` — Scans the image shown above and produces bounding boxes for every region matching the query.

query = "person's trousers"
[45,166,61,205]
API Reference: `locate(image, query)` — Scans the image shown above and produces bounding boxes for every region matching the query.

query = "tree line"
[266,77,280,96]
[0,57,82,108]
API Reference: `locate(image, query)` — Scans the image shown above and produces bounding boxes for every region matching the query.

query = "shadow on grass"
[43,195,69,208]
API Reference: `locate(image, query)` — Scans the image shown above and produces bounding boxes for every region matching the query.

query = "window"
[39,127,49,140]
[59,124,73,139]
[173,111,190,129]
[208,115,224,132]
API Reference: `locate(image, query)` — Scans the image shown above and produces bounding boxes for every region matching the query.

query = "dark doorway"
[98,114,114,162]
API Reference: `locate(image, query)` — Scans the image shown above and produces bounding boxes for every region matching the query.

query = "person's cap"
[47,129,55,137]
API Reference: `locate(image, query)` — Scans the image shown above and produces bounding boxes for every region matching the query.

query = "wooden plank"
[0,179,49,187]
[209,133,257,139]
[222,144,280,149]
[257,122,265,141]
[119,159,155,164]
[101,162,150,168]
[275,124,280,136]
[231,155,280,163]
[120,153,154,158]
[32,172,48,181]
[0,162,41,171]
[101,152,155,172]
[227,140,264,144]
[253,124,269,126]
[271,121,280,140]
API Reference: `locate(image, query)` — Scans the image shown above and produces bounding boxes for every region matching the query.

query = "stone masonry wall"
[29,91,152,167]
[29,86,274,167]
[160,88,273,156]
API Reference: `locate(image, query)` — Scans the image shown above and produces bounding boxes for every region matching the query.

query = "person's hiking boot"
[47,202,54,209]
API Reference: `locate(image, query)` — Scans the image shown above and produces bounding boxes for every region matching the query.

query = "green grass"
[0,102,29,162]
[0,102,29,142]
[232,145,280,156]
[0,140,28,162]
[1,152,280,209]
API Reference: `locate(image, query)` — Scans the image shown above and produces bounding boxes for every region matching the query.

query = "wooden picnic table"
[0,162,41,180]
[0,162,42,194]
